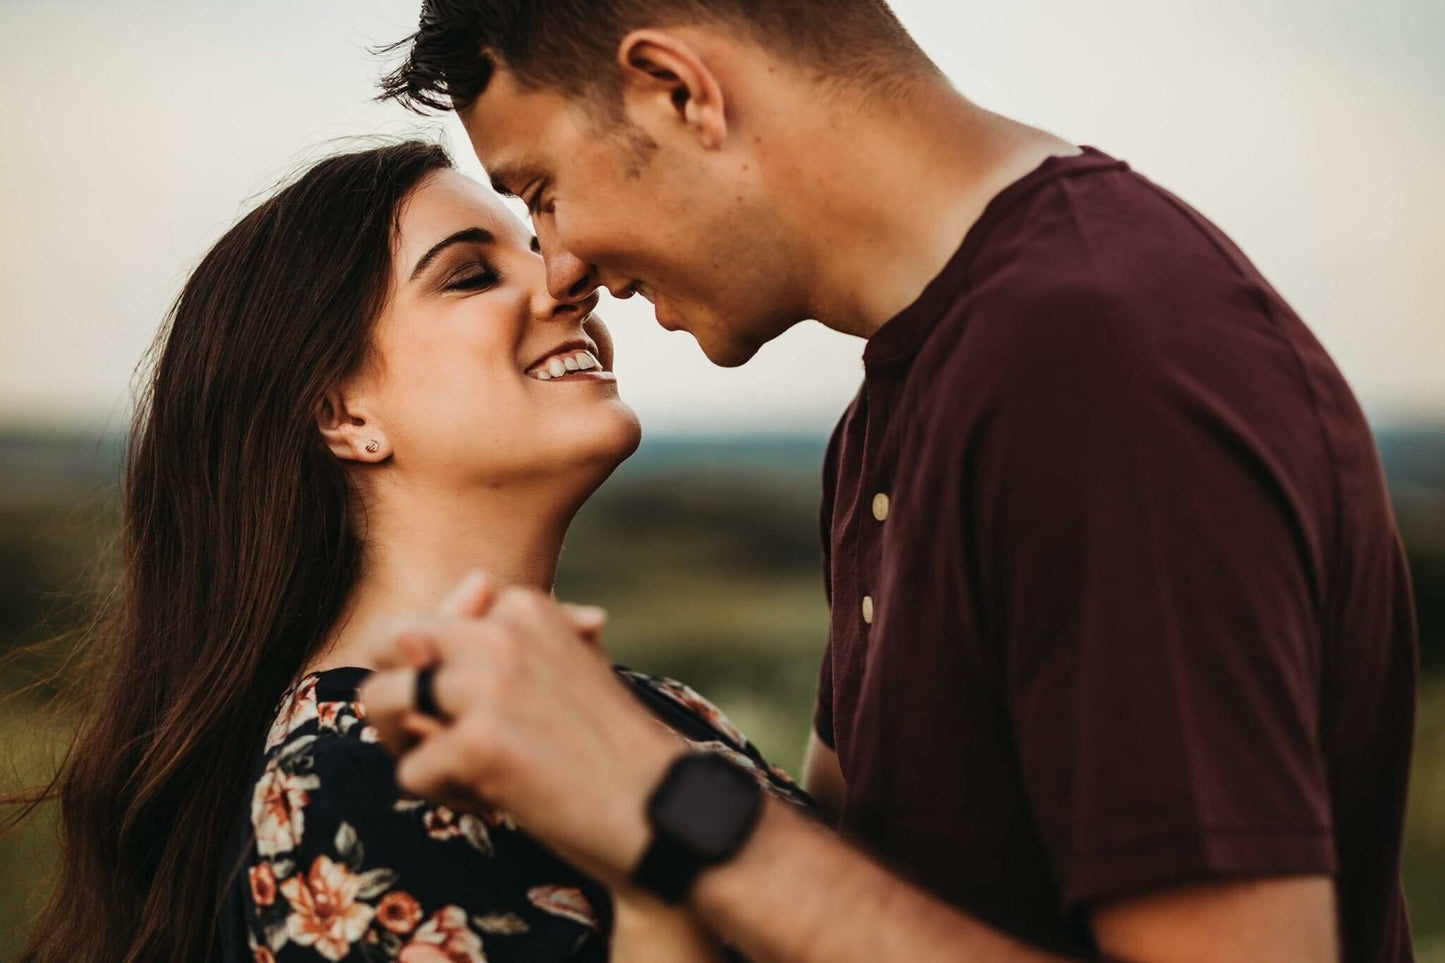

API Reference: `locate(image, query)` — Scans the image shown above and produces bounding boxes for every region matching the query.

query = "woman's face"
[350,168,641,490]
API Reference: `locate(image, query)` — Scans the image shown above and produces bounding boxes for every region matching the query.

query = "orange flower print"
[317,700,344,730]
[423,806,462,841]
[278,854,375,960]
[399,905,487,963]
[266,675,319,750]
[248,863,277,907]
[527,885,599,929]
[250,760,320,857]
[376,890,423,935]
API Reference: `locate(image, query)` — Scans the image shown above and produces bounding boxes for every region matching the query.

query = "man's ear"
[616,29,727,150]
[317,389,389,463]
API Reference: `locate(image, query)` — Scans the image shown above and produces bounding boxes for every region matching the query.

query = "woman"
[15,140,810,963]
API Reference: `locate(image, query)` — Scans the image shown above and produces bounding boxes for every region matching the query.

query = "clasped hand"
[356,571,687,889]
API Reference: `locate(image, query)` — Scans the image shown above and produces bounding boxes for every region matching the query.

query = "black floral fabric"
[216,666,812,962]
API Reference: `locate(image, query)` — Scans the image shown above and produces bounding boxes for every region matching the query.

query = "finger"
[439,570,496,619]
[356,669,417,754]
[396,631,439,668]
[561,603,608,651]
[433,784,489,817]
[490,586,582,649]
[367,617,437,671]
[401,713,446,741]
[396,726,485,801]
[371,619,479,672]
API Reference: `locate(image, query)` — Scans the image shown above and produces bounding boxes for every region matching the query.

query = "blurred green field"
[3,429,1444,959]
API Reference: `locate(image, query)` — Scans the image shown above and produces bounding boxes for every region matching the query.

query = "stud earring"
[364,440,380,453]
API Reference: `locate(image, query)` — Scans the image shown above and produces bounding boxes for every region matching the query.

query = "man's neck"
[308,477,581,674]
[763,82,1077,339]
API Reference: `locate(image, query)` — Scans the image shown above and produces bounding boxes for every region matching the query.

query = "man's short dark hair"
[378,0,934,114]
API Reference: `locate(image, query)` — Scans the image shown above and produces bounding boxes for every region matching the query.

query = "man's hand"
[356,573,686,888]
[358,573,1339,963]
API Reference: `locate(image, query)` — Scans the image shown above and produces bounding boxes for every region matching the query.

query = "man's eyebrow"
[410,227,495,281]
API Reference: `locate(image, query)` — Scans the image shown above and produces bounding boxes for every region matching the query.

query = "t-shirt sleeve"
[243,733,606,961]
[814,416,847,749]
[964,284,1336,907]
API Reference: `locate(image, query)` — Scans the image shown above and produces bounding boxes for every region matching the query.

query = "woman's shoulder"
[260,665,816,809]
[613,668,816,810]
[239,668,612,961]
[249,669,397,861]
[263,667,377,755]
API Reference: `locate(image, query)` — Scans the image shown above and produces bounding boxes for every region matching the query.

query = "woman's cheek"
[583,317,615,371]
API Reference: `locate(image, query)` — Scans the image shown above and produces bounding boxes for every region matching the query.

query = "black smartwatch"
[629,752,764,904]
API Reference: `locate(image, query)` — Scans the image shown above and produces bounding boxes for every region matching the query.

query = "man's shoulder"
[961,159,1258,328]
[920,169,1290,413]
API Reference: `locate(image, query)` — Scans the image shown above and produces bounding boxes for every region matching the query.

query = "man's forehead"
[462,73,546,170]
[459,69,575,189]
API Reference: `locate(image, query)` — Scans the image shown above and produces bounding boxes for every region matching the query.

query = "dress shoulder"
[235,669,610,962]
[615,668,816,810]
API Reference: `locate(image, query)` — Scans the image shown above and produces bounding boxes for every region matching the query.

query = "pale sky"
[1,0,1441,435]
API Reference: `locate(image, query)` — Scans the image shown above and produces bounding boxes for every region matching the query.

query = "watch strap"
[629,752,764,905]
[630,826,700,904]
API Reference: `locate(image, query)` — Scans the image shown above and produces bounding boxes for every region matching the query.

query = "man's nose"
[532,258,599,322]
[535,227,599,304]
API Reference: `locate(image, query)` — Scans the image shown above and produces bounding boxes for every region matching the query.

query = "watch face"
[652,754,762,861]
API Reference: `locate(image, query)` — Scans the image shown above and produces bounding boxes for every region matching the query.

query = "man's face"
[460,68,804,367]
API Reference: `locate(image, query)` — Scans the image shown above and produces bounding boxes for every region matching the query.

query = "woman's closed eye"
[444,263,500,293]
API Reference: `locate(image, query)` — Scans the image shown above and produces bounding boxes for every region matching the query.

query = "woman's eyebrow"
[410,227,495,281]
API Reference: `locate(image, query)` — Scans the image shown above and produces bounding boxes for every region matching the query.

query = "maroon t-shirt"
[814,148,1416,959]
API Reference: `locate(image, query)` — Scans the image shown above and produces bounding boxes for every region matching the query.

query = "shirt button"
[862,595,875,625]
[872,492,890,522]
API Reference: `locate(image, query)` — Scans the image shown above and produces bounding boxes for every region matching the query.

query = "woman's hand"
[356,573,688,887]
[611,885,727,963]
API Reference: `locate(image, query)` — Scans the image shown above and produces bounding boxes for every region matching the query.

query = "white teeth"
[528,349,604,381]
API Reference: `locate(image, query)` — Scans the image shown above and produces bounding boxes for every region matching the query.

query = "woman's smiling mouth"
[524,343,611,382]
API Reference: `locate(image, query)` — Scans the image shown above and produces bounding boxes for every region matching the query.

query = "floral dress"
[216,666,813,962]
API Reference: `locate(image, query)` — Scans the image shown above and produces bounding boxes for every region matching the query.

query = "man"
[358,1,1418,959]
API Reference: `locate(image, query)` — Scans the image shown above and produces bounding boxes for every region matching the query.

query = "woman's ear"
[317,389,389,463]
[616,29,728,151]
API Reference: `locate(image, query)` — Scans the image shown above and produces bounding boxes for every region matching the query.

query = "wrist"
[628,750,767,904]
[602,730,690,886]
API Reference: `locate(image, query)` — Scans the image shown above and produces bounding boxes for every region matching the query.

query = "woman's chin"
[543,406,643,483]
[586,406,643,471]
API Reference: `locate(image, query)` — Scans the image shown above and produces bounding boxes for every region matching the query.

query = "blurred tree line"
[4,428,1443,686]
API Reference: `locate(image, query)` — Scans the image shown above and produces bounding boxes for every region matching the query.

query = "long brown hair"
[11,140,452,962]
